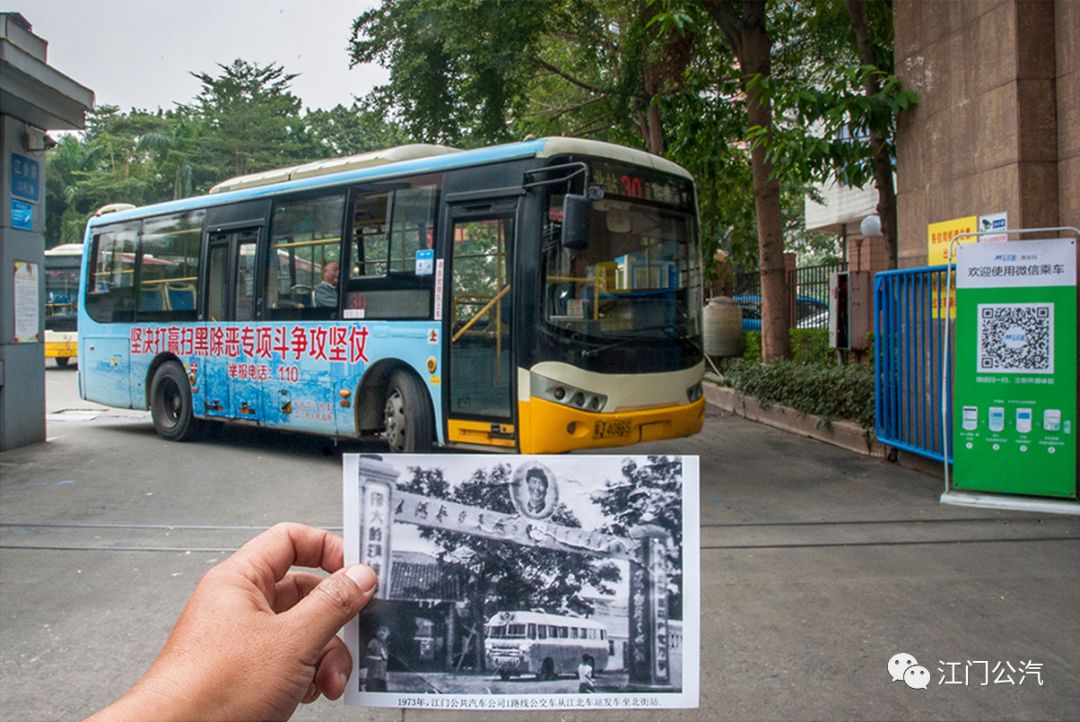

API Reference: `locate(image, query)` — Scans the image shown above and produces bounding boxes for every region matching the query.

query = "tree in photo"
[592,455,684,619]
[398,464,620,672]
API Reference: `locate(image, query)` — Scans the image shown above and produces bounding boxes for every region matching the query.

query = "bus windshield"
[543,195,701,343]
[45,258,80,325]
[487,624,529,639]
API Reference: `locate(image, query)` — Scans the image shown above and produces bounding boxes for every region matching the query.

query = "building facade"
[894,0,1078,267]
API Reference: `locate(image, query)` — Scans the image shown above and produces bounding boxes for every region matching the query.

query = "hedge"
[719,357,875,430]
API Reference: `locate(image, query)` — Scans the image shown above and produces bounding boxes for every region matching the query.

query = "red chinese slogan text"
[129,324,370,364]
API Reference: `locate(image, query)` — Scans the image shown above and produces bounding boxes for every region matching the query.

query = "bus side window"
[351,192,390,278]
[570,627,579,640]
[527,623,536,640]
[537,625,547,640]
[600,629,606,640]
[137,210,204,322]
[86,226,137,323]
[346,181,437,319]
[266,193,345,321]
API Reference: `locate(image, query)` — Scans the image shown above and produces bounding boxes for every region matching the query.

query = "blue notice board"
[12,200,33,231]
[12,154,40,202]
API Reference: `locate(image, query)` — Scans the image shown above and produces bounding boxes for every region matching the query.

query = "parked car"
[733,294,828,331]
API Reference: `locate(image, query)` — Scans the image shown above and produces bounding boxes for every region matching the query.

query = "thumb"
[284,565,378,657]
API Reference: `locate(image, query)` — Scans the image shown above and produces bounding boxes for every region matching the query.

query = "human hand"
[89,523,376,722]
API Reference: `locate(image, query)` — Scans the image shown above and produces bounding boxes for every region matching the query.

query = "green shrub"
[790,328,831,365]
[720,358,875,429]
[741,331,762,362]
[740,328,831,365]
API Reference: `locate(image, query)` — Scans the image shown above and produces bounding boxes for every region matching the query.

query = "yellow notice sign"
[927,216,977,265]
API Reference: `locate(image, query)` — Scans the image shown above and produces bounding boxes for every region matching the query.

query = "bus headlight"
[531,374,607,412]
[687,382,703,402]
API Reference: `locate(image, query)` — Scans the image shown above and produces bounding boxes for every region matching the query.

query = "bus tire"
[383,370,433,453]
[499,670,511,681]
[540,658,555,680]
[150,361,202,442]
[56,357,71,368]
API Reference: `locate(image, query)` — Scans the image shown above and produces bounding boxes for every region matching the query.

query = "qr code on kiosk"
[977,303,1053,374]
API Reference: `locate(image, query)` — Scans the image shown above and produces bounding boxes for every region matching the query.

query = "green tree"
[750,0,912,269]
[303,103,413,157]
[44,134,102,247]
[398,464,619,672]
[350,0,555,145]
[185,59,313,177]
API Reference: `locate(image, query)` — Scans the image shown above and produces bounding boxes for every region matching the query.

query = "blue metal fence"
[874,265,954,462]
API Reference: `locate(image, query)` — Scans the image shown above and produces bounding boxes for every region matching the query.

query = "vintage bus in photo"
[44,243,83,367]
[485,610,609,681]
[76,138,705,453]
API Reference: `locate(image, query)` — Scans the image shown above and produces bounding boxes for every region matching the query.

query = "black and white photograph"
[343,454,700,711]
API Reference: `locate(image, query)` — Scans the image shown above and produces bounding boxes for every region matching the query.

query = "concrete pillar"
[0,13,93,450]
[0,115,47,448]
[627,524,673,690]
[356,455,401,598]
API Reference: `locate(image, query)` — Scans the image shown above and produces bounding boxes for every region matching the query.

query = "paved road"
[1,366,1078,720]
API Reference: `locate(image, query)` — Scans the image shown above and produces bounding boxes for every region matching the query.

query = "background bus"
[485,610,609,681]
[77,138,704,453]
[44,243,83,367]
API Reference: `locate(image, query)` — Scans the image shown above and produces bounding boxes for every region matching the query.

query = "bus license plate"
[593,419,631,439]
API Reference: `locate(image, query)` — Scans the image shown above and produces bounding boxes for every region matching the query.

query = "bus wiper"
[580,335,639,358]
[581,326,697,358]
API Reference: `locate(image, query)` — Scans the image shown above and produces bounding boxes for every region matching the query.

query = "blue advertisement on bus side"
[106,320,443,435]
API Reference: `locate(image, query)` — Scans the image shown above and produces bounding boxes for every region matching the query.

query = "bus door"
[444,201,516,448]
[201,226,261,419]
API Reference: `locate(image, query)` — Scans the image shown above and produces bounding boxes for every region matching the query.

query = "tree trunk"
[845,0,898,269]
[708,0,790,360]
[640,67,666,156]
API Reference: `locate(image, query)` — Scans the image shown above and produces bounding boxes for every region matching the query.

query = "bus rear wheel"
[150,361,202,442]
[383,370,433,453]
[540,658,555,680]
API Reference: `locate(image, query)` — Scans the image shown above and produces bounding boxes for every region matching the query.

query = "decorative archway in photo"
[355,455,674,690]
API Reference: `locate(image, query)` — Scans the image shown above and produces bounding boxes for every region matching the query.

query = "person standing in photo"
[364,625,391,692]
[577,654,595,693]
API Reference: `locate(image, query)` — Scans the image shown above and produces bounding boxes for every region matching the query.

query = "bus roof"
[45,243,85,257]
[486,610,608,629]
[86,137,693,230]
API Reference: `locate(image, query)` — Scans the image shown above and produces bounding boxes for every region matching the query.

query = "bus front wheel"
[383,370,433,453]
[150,361,202,442]
[55,357,71,368]
[540,658,555,680]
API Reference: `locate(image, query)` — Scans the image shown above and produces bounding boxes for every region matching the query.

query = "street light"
[860,214,882,238]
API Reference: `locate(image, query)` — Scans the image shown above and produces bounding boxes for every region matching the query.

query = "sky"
[21,0,390,113]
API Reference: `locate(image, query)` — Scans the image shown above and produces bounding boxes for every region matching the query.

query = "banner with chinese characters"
[953,239,1077,498]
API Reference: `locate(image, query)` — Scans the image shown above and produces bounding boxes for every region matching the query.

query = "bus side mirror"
[561,194,590,249]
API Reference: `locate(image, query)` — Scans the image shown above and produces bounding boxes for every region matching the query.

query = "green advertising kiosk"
[950,237,1077,501]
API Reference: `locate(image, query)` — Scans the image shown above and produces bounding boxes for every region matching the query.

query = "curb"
[704,382,885,458]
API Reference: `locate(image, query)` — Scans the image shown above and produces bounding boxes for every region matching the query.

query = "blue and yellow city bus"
[77,138,705,453]
[45,243,84,367]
